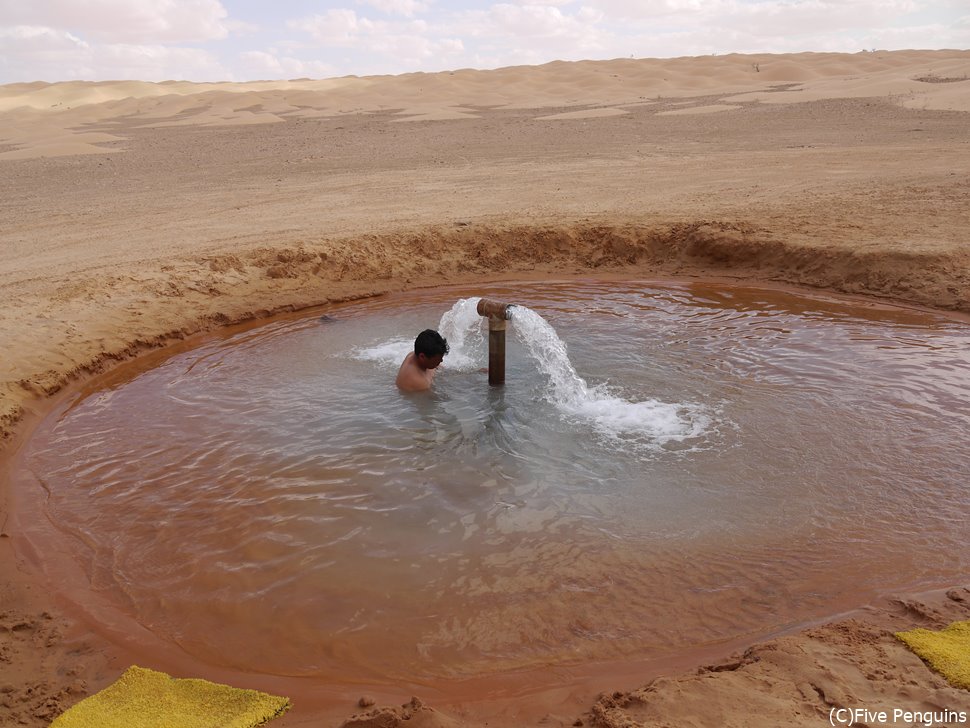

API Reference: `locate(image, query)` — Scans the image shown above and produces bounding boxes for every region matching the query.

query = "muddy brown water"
[11,279,970,695]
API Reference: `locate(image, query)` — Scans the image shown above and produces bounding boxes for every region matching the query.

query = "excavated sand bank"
[1,50,969,726]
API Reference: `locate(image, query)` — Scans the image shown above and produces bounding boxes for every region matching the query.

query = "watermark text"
[829,707,967,727]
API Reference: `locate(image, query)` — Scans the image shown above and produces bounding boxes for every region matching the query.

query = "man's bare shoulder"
[396,353,430,392]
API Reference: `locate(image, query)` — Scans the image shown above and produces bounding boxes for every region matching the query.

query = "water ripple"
[18,280,970,681]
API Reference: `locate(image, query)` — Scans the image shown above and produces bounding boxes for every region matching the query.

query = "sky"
[0,0,967,84]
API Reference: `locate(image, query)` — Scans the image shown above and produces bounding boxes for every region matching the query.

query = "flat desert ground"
[1,50,969,727]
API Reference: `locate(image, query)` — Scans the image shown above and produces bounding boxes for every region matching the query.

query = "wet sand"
[2,50,970,726]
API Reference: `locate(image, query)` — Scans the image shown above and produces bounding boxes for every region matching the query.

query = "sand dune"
[1,50,969,728]
[1,50,968,158]
[731,53,970,111]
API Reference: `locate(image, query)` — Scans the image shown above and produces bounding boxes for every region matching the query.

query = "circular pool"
[15,280,970,685]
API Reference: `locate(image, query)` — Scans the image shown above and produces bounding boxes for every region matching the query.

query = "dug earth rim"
[1,217,969,452]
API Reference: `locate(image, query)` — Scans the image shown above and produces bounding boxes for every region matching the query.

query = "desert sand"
[1,49,969,726]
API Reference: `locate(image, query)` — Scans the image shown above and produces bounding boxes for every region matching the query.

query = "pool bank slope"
[2,49,970,726]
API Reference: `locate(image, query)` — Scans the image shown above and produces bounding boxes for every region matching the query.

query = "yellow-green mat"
[896,620,970,691]
[49,665,290,728]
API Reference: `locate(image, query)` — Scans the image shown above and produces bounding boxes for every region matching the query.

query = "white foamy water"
[356,297,713,448]
[437,296,487,371]
[354,297,485,371]
[509,304,712,444]
[353,337,413,367]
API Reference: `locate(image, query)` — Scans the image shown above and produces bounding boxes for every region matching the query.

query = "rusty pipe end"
[477,298,514,320]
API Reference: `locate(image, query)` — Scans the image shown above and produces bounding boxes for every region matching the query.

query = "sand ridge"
[586,588,970,728]
[1,50,969,727]
[1,50,968,158]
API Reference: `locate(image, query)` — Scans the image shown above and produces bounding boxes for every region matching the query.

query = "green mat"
[896,620,970,691]
[49,665,290,728]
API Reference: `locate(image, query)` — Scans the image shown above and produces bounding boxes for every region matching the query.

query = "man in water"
[396,329,449,392]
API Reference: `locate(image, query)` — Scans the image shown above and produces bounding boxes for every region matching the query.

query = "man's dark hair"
[415,329,449,358]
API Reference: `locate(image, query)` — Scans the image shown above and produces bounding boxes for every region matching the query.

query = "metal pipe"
[476,298,513,321]
[477,298,514,386]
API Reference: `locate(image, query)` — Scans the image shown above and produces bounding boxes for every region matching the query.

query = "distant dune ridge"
[1,49,970,728]
[1,50,968,158]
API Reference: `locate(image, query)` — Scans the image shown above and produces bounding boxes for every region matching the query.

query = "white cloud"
[224,18,262,36]
[288,10,465,69]
[289,9,363,46]
[587,0,921,31]
[621,11,970,57]
[862,20,970,48]
[435,3,610,63]
[485,4,605,39]
[506,0,579,5]
[0,25,228,81]
[357,0,432,17]
[0,0,230,43]
[1,0,963,84]
[719,0,921,37]
[0,25,88,53]
[562,0,939,57]
[238,50,335,79]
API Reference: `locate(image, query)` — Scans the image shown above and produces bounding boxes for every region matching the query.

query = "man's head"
[414,329,449,370]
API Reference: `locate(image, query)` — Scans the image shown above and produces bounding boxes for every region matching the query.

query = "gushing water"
[437,296,486,371]
[506,303,711,444]
[357,297,712,449]
[351,298,484,371]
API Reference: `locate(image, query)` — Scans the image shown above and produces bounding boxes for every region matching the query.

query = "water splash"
[354,297,712,447]
[352,297,486,371]
[437,297,486,372]
[353,338,412,367]
[509,305,711,446]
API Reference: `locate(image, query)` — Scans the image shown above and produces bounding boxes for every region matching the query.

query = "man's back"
[396,352,435,392]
